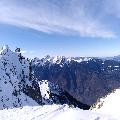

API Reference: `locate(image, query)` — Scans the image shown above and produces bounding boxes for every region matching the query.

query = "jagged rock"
[15,48,21,53]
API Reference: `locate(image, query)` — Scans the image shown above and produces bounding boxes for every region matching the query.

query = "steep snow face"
[0,46,38,109]
[39,80,51,100]
[39,80,63,104]
[39,80,61,99]
[92,89,120,119]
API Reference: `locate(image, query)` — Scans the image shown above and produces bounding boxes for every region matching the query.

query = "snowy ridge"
[0,45,38,109]
[32,55,93,66]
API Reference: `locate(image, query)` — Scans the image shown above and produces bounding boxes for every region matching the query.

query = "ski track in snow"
[0,104,117,120]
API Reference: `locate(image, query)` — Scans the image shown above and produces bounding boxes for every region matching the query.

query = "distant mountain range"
[32,54,120,105]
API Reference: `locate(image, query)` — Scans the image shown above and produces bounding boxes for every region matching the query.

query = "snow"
[92,89,120,119]
[0,104,115,120]
[0,45,35,109]
[39,80,50,100]
[52,56,60,64]
[0,45,10,55]
[114,66,119,68]
[32,56,93,67]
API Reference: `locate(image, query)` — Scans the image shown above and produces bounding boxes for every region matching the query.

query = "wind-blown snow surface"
[0,104,114,120]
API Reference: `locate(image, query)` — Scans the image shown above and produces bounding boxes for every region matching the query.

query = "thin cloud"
[104,0,120,18]
[0,0,116,38]
[21,50,27,54]
[21,50,35,54]
[20,50,35,58]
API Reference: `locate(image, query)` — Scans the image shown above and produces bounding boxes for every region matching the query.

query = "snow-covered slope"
[0,45,38,109]
[0,104,115,120]
[92,89,120,119]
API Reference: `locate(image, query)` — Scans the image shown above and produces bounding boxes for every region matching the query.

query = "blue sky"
[0,0,120,58]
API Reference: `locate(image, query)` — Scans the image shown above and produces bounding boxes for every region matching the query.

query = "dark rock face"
[22,78,90,110]
[32,58,120,105]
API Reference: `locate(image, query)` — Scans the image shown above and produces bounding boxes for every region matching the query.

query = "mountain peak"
[0,46,33,109]
[2,45,9,50]
[0,45,11,55]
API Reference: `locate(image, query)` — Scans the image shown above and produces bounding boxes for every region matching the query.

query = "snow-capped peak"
[32,55,93,67]
[0,45,11,55]
[2,45,9,51]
